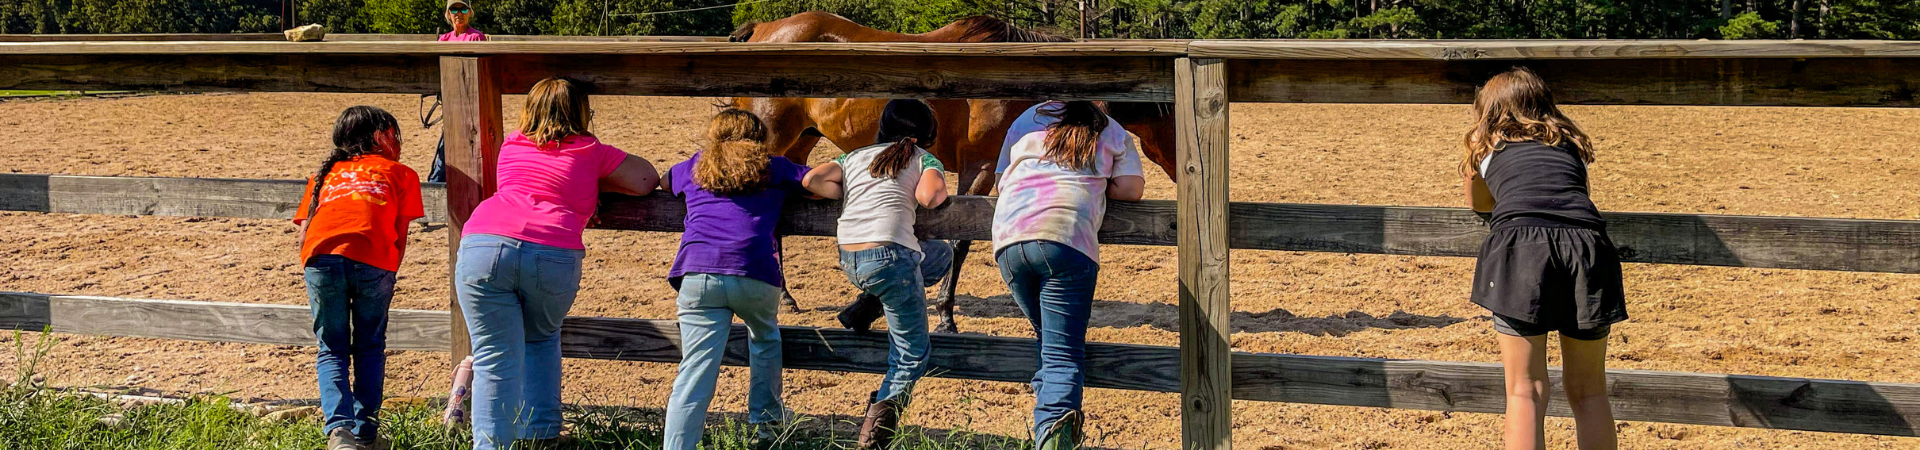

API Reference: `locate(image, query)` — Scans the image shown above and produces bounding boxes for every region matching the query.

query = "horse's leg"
[743,97,824,313]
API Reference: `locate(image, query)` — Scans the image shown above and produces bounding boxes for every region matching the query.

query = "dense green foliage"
[0,0,1916,39]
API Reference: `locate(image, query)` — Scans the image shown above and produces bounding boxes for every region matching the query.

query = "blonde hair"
[1039,101,1106,171]
[695,109,771,195]
[1462,67,1594,178]
[519,77,593,146]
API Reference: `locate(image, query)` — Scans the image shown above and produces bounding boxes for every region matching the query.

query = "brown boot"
[858,398,901,449]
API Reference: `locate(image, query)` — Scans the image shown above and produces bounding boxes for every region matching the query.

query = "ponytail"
[695,108,772,195]
[1039,101,1106,171]
[308,106,399,221]
[868,99,938,179]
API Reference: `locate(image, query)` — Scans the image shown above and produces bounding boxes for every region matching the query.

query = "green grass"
[2,331,1041,450]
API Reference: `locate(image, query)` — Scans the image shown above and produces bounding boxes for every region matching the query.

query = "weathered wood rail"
[5,292,1917,436]
[6,173,1918,275]
[7,39,1920,449]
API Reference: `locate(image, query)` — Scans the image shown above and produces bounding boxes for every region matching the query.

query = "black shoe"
[837,293,885,333]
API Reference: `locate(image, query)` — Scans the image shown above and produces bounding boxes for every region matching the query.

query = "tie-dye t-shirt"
[990,102,1144,262]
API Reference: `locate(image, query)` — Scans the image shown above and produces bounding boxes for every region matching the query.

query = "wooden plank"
[0,292,52,332]
[491,53,1174,101]
[0,174,447,223]
[439,56,504,363]
[1175,57,1233,450]
[1189,39,1920,60]
[1227,57,1920,107]
[0,41,1187,56]
[0,34,724,42]
[5,174,1920,274]
[3,293,1918,436]
[0,53,438,94]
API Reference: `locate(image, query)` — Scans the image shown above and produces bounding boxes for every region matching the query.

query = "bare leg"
[1561,335,1617,450]
[1498,333,1550,450]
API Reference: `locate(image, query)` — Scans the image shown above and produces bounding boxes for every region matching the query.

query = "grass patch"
[3,331,1040,449]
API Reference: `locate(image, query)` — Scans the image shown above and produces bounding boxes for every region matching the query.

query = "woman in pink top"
[440,0,487,41]
[454,77,657,450]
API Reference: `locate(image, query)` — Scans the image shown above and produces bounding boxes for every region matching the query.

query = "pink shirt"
[439,28,487,42]
[464,132,630,249]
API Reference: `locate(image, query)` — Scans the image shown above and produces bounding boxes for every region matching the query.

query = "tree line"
[1,0,1915,39]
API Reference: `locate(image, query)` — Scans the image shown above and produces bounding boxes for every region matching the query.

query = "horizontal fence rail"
[2,292,1916,436]
[4,174,1918,274]
[6,40,1920,106]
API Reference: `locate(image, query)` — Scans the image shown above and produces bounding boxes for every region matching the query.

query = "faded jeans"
[454,234,583,450]
[837,240,952,403]
[305,254,395,441]
[663,273,786,450]
[995,240,1099,439]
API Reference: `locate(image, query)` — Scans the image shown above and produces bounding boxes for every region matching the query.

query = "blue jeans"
[664,273,785,450]
[304,254,396,441]
[454,234,584,450]
[837,240,951,402]
[995,240,1099,439]
[428,134,446,183]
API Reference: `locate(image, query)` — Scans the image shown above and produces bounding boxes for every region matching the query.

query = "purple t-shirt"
[666,152,810,289]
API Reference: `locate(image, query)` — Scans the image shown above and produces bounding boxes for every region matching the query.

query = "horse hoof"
[781,294,801,313]
[934,319,959,334]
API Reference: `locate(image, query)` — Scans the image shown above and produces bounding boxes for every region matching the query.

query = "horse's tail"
[729,21,758,42]
[951,16,1068,43]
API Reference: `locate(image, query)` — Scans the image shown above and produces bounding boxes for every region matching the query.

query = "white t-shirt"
[835,143,945,252]
[991,102,1145,262]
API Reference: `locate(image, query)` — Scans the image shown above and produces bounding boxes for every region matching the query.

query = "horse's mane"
[950,16,1068,43]
[729,21,758,42]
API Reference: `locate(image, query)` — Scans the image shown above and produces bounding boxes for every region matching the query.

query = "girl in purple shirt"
[661,109,840,450]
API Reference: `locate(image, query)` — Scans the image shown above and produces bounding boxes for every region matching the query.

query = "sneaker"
[837,293,885,333]
[1037,411,1084,450]
[355,435,391,450]
[325,427,364,450]
[858,398,901,449]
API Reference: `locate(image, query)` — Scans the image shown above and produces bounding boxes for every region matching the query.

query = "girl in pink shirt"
[454,77,657,450]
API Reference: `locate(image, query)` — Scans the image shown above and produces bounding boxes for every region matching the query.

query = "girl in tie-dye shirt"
[989,100,1144,449]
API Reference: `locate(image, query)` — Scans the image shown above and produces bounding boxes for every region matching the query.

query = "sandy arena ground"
[2,93,1919,449]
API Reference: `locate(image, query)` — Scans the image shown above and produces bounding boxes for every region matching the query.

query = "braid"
[308,105,400,223]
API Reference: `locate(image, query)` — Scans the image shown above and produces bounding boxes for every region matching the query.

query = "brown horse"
[730,11,1178,332]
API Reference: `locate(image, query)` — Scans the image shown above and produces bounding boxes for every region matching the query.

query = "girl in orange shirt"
[294,105,425,450]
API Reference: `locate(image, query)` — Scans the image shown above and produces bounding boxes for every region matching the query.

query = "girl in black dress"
[1464,67,1625,450]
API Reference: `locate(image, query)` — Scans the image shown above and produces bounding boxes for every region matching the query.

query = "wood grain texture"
[492,53,1174,101]
[1189,39,1920,60]
[1227,57,1920,106]
[1,293,1916,436]
[0,53,438,94]
[1175,57,1233,450]
[439,56,504,362]
[0,41,1186,56]
[5,174,1919,274]
[0,292,52,332]
[0,34,725,43]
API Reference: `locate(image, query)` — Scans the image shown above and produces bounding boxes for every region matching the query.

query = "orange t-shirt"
[294,155,426,272]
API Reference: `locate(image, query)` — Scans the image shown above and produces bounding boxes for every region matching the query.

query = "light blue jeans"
[454,234,583,450]
[837,240,952,403]
[663,273,786,450]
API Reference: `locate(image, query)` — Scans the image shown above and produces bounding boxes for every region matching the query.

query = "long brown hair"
[519,77,593,146]
[868,99,938,179]
[695,108,771,195]
[1462,67,1594,178]
[1040,101,1107,171]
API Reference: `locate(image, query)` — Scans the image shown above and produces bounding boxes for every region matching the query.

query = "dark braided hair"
[307,106,400,221]
[867,99,937,179]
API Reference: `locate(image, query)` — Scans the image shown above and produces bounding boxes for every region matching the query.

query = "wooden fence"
[3,38,1920,449]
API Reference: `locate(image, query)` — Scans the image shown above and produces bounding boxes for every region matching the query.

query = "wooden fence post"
[440,56,503,364]
[1176,57,1232,450]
